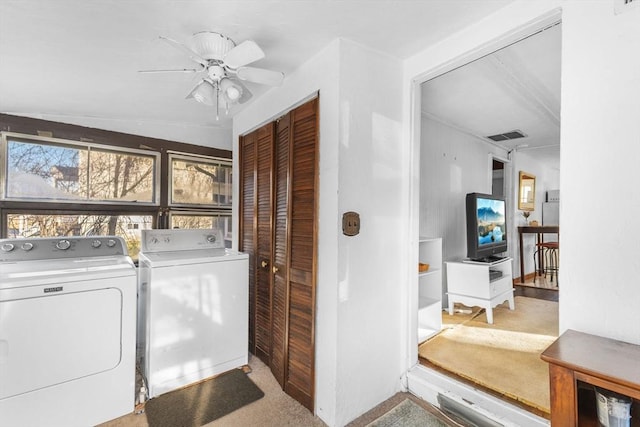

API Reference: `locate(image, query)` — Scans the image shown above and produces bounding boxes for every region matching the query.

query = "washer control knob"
[206,234,217,243]
[21,242,34,251]
[91,240,102,248]
[106,239,117,248]
[56,240,71,250]
[1,243,15,252]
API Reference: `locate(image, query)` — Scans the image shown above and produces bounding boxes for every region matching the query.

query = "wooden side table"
[541,329,640,426]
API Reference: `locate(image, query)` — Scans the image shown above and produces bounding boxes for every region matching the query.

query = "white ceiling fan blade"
[236,67,284,86]
[138,68,201,73]
[223,40,265,68]
[159,36,208,67]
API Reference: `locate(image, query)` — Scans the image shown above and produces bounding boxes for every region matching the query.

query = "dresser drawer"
[490,277,512,297]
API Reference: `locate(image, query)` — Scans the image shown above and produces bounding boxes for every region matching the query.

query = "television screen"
[476,197,505,247]
[466,193,507,261]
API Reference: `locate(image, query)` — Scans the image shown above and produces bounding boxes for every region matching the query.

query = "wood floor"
[514,283,558,302]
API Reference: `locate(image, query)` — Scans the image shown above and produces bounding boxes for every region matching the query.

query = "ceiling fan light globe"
[220,78,243,103]
[226,86,241,101]
[188,80,217,106]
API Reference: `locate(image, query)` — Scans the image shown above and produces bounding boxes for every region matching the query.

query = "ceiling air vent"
[486,130,527,142]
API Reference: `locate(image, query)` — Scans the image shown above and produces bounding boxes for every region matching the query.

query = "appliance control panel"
[141,229,225,253]
[0,236,128,262]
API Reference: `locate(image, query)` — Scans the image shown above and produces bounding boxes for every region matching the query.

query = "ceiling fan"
[140,31,285,119]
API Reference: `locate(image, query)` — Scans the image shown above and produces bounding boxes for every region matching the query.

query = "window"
[1,130,231,260]
[169,153,232,207]
[4,135,158,203]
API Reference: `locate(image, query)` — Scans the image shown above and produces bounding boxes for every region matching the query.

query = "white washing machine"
[0,236,137,427]
[138,229,249,398]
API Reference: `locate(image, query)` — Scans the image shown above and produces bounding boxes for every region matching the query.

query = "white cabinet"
[418,237,442,342]
[445,258,514,324]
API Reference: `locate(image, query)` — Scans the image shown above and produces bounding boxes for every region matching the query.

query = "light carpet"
[419,296,558,414]
[366,399,449,427]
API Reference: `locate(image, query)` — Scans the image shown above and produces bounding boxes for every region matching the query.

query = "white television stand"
[445,257,514,324]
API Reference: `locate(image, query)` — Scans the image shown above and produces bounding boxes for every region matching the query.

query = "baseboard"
[512,272,537,285]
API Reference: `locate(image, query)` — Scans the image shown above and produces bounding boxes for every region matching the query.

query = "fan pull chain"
[215,84,220,120]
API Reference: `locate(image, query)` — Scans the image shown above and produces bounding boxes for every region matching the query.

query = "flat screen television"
[466,192,507,262]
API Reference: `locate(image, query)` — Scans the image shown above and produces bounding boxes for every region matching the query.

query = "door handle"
[261,260,268,268]
[272,266,279,273]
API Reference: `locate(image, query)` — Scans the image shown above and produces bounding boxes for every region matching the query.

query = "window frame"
[1,132,161,205]
[168,151,233,209]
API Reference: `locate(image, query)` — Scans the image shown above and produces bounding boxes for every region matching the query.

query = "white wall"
[419,116,509,258]
[233,38,405,426]
[406,0,640,349]
[559,1,640,343]
[334,40,405,425]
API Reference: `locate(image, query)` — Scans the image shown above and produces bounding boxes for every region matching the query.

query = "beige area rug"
[419,296,558,414]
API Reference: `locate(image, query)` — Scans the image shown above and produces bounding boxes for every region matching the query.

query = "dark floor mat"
[145,368,264,427]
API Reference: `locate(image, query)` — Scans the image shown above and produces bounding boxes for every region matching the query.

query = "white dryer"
[0,236,137,427]
[138,229,249,398]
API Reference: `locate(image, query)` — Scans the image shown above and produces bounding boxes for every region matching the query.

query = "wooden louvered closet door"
[239,97,318,412]
[270,112,290,388]
[240,122,274,362]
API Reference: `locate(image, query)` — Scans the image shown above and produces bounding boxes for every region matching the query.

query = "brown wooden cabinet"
[239,98,319,411]
[541,329,640,426]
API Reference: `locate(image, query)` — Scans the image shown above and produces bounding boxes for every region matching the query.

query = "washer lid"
[139,249,248,267]
[0,256,136,289]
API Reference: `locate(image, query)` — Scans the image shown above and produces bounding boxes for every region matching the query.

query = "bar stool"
[534,242,559,284]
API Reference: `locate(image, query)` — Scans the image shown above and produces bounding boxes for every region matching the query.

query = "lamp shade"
[220,78,242,103]
[186,80,217,106]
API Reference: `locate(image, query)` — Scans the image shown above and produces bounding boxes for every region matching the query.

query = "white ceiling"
[0,0,516,143]
[421,23,561,166]
[0,1,560,164]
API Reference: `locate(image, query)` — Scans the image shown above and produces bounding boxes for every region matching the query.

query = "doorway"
[492,158,505,197]
[413,20,561,421]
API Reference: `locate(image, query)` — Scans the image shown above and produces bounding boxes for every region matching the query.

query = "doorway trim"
[405,8,562,427]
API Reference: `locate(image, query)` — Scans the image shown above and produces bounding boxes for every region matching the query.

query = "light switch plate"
[342,211,360,236]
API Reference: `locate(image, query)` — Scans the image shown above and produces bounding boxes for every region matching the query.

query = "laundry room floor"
[101,355,458,427]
